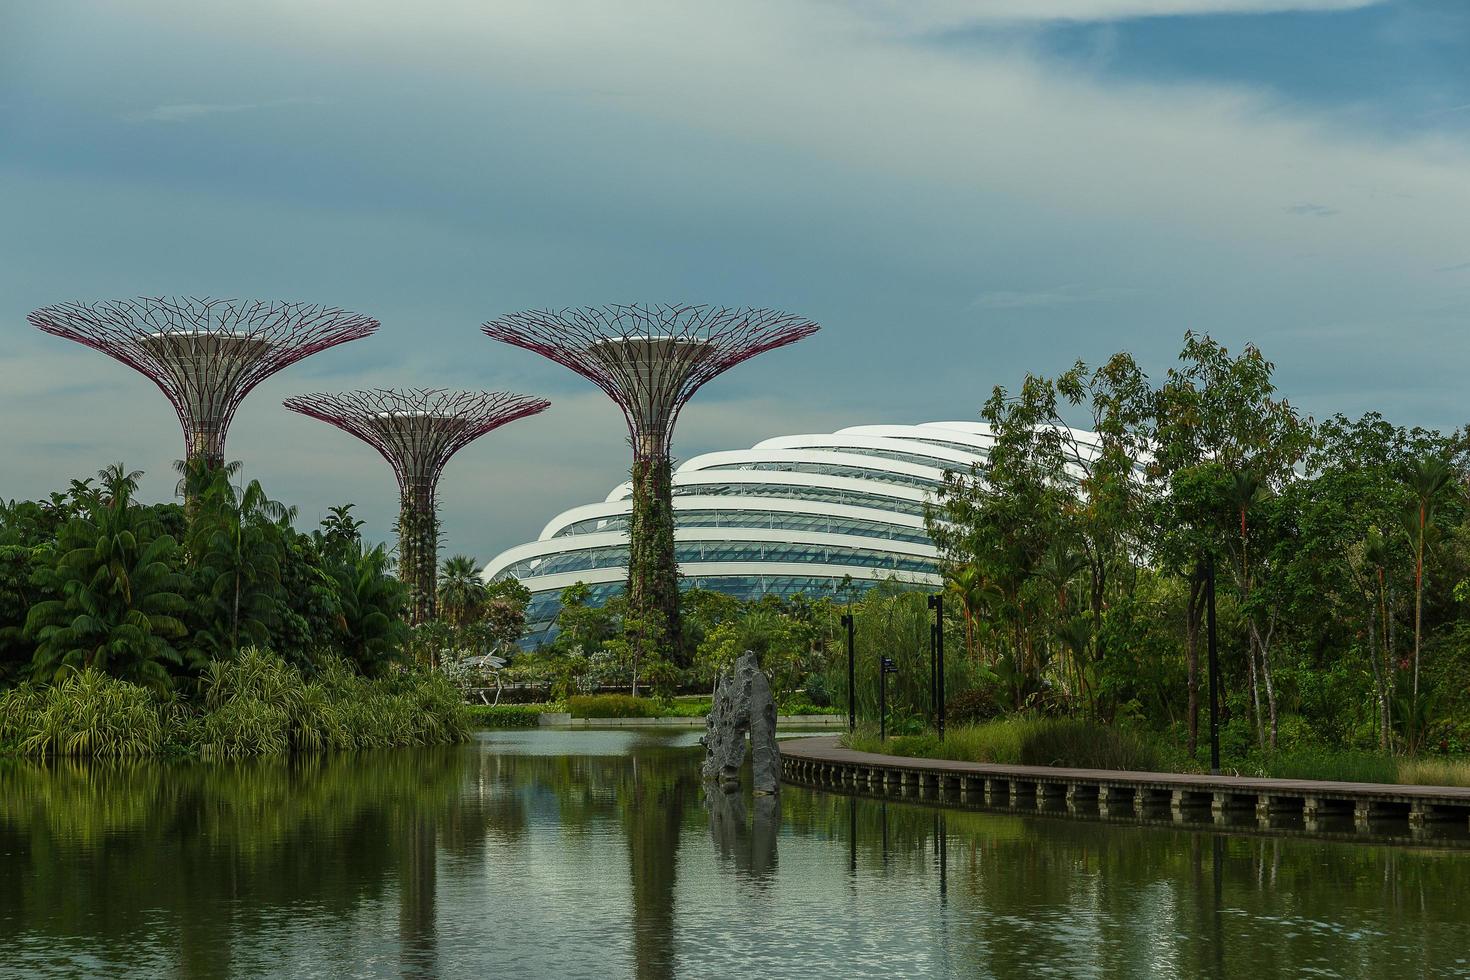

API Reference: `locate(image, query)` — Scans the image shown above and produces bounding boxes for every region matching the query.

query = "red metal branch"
[29,296,377,462]
[481,304,819,458]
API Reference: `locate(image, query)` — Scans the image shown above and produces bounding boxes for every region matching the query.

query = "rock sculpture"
[701,650,780,794]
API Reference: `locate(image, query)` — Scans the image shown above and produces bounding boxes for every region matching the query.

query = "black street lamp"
[928,593,946,737]
[841,611,856,733]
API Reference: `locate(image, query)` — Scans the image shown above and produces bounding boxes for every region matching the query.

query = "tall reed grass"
[0,647,469,759]
[845,717,1162,772]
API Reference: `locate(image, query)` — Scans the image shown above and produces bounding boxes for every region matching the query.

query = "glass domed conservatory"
[482,421,1113,643]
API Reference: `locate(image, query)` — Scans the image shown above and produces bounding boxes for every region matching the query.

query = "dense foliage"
[0,648,468,757]
[921,333,1470,765]
[0,465,485,756]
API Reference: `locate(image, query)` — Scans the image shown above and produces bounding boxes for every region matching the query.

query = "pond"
[2,729,1468,978]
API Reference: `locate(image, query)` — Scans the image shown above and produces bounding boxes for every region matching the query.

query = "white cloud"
[834,0,1382,30]
[121,96,328,123]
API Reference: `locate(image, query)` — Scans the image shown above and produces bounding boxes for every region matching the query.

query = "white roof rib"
[604,469,933,505]
[540,495,927,541]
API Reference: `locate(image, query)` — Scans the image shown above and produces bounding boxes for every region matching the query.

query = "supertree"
[481,304,819,662]
[28,296,377,480]
[282,388,550,624]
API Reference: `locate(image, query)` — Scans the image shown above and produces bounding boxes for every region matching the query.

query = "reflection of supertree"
[482,305,819,659]
[283,389,550,624]
[28,297,378,472]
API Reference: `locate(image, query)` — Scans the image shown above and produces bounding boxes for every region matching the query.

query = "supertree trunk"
[399,483,441,626]
[627,453,680,660]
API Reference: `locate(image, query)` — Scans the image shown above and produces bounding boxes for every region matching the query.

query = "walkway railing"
[781,736,1470,844]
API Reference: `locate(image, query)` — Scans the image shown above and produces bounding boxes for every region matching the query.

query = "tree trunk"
[1254,617,1279,750]
[1185,565,1204,756]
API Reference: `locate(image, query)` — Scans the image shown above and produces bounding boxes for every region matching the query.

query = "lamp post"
[841,611,856,733]
[879,657,897,741]
[1207,552,1221,775]
[928,593,945,737]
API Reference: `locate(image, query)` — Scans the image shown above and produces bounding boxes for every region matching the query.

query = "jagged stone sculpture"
[701,650,780,795]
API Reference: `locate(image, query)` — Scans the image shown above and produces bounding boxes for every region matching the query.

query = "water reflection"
[2,732,1468,978]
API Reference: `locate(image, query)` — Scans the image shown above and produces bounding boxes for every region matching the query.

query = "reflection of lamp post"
[928,593,945,737]
[841,611,856,733]
[879,657,898,741]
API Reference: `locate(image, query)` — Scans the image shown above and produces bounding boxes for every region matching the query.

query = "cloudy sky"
[3,0,1468,561]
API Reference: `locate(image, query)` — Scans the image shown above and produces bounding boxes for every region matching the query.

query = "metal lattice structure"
[283,388,550,624]
[28,296,378,469]
[481,304,819,660]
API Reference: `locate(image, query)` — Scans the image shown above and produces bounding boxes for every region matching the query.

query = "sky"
[2,0,1468,562]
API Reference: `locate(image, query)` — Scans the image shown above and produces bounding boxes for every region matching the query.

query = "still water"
[2,729,1469,978]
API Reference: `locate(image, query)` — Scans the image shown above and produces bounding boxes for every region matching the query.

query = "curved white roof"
[483,420,1114,640]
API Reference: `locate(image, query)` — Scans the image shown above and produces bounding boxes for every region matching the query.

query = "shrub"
[467,704,544,728]
[1398,757,1470,788]
[1256,748,1397,784]
[13,669,166,758]
[847,717,1160,772]
[945,686,1005,726]
[1016,718,1160,771]
[567,694,662,718]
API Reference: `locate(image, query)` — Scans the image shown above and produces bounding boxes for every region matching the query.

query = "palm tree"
[331,541,408,676]
[943,563,989,662]
[188,473,295,655]
[1401,456,1459,699]
[438,555,487,629]
[25,464,190,688]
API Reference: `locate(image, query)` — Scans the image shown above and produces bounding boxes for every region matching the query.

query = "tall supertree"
[283,388,550,624]
[481,304,819,661]
[28,296,378,479]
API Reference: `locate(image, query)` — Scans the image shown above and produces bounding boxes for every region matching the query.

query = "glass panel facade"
[553,508,931,543]
[505,540,938,579]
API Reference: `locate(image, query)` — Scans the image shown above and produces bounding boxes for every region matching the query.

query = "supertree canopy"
[482,304,819,662]
[28,296,378,471]
[283,388,550,624]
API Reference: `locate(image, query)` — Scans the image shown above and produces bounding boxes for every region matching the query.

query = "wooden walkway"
[781,735,1470,840]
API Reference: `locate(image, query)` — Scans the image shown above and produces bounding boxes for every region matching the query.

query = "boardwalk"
[781,735,1470,841]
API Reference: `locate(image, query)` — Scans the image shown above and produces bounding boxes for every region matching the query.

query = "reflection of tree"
[782,788,1470,977]
[0,749,478,974]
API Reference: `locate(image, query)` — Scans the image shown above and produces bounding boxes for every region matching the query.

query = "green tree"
[329,540,409,676]
[188,471,295,655]
[1401,456,1459,700]
[438,555,487,629]
[24,465,190,688]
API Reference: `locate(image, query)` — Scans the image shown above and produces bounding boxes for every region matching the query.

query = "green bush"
[1016,718,1161,771]
[945,686,1005,726]
[467,703,545,728]
[7,670,167,758]
[846,717,1160,772]
[567,694,663,718]
[0,648,468,759]
[1255,747,1397,784]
